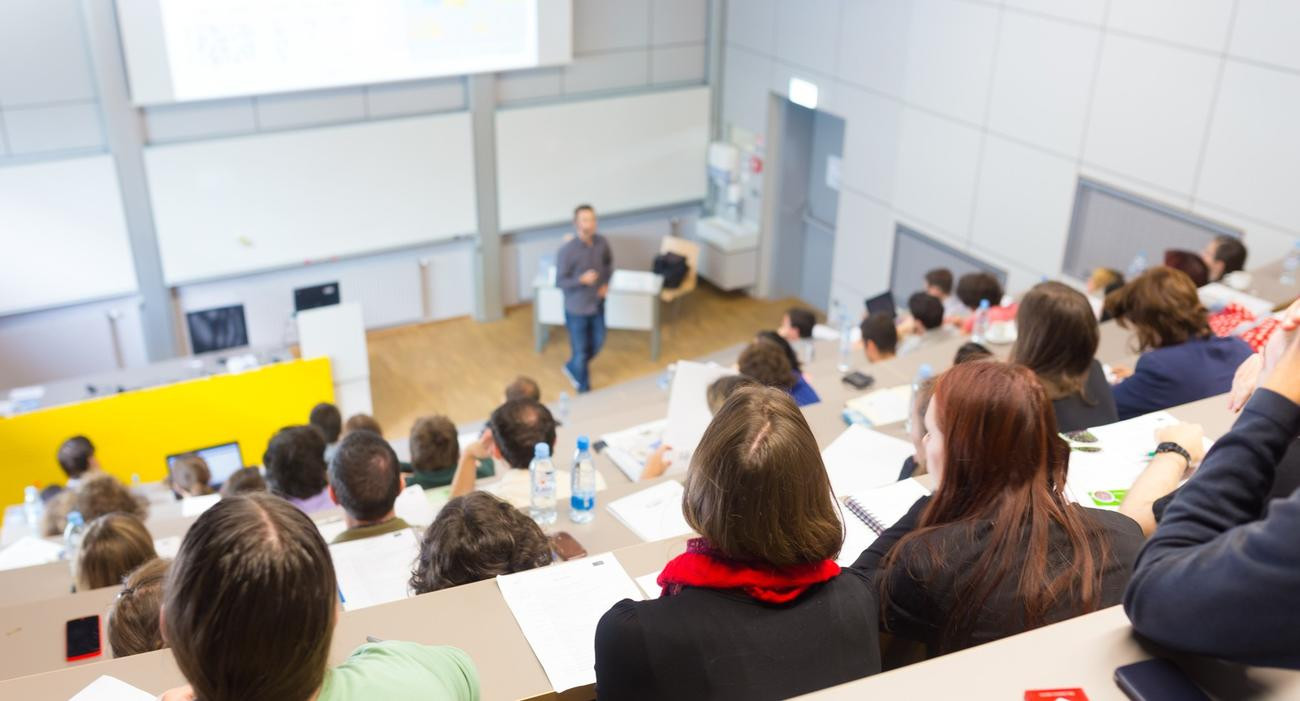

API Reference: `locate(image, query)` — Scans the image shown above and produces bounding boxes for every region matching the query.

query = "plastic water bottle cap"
[533,443,551,459]
[918,363,934,379]
[576,436,590,451]
[67,511,84,527]
[978,299,991,310]
[24,485,37,497]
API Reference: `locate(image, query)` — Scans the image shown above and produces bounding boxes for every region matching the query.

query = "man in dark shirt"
[556,204,613,393]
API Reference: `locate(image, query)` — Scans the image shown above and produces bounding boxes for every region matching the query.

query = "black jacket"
[1053,359,1120,434]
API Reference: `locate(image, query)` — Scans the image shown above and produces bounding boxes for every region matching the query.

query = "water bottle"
[557,392,571,424]
[971,300,991,344]
[528,443,557,526]
[1126,250,1149,279]
[905,364,935,434]
[62,510,86,567]
[569,436,597,524]
[656,362,677,391]
[22,485,42,530]
[1282,241,1300,285]
[798,338,815,364]
[836,302,854,372]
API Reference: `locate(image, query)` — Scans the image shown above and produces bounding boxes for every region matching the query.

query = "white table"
[534,268,665,360]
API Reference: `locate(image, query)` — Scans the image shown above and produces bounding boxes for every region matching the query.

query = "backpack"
[653,252,689,289]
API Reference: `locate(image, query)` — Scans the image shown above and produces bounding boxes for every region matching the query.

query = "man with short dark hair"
[328,430,410,544]
[57,436,100,489]
[860,314,899,363]
[956,272,1018,335]
[309,402,342,461]
[557,204,614,393]
[504,376,542,402]
[738,341,796,390]
[449,398,602,508]
[1202,235,1248,282]
[778,308,816,342]
[924,268,966,320]
[406,415,494,490]
[898,293,956,355]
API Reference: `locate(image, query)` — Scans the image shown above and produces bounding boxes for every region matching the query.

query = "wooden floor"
[365,283,804,439]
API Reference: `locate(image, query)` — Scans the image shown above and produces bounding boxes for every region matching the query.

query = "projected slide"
[118,0,571,104]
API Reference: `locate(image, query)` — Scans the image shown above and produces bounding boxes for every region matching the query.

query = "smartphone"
[592,439,609,454]
[550,532,588,561]
[1114,659,1210,701]
[842,371,874,390]
[66,615,102,662]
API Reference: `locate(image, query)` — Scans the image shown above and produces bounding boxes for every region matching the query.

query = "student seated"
[956,272,1016,334]
[74,513,158,592]
[1010,281,1118,433]
[409,491,552,593]
[858,313,898,363]
[897,293,954,355]
[953,341,993,365]
[309,402,343,461]
[852,362,1144,657]
[756,331,820,405]
[1105,267,1253,419]
[1201,234,1247,283]
[220,467,267,497]
[1085,267,1124,296]
[56,435,102,490]
[450,398,588,509]
[1124,326,1300,668]
[778,307,816,342]
[898,377,935,481]
[107,558,168,658]
[1163,249,1210,287]
[407,415,492,490]
[328,431,412,544]
[263,426,333,513]
[924,268,967,321]
[168,454,215,499]
[43,473,148,536]
[504,375,542,402]
[594,387,881,700]
[344,413,384,438]
[705,375,760,415]
[1115,423,1207,536]
[160,494,479,701]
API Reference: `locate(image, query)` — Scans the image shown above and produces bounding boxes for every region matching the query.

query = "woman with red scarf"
[593,387,880,700]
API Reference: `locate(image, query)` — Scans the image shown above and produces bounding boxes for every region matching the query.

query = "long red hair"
[881,361,1109,652]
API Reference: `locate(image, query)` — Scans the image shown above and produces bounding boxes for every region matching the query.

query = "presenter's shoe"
[561,363,581,392]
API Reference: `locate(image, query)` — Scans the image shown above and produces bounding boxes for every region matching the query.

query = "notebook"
[601,418,668,482]
[663,361,736,466]
[842,479,931,535]
[605,480,694,543]
[1064,411,1214,510]
[821,424,916,495]
[844,384,913,427]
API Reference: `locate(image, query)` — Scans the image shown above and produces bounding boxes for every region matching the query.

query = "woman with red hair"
[851,361,1144,656]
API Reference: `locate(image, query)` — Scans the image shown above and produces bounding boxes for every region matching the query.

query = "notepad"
[497,553,644,692]
[393,484,437,526]
[1065,411,1214,510]
[601,418,668,482]
[330,527,420,611]
[842,479,931,535]
[152,535,181,559]
[663,360,736,466]
[822,424,916,495]
[605,480,694,542]
[0,535,63,571]
[68,675,154,701]
[844,384,913,427]
[635,569,663,599]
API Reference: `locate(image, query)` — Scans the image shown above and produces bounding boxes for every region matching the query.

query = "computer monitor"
[863,292,896,319]
[167,442,244,486]
[186,305,249,354]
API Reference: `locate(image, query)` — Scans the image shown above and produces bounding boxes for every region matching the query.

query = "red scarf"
[656,538,841,604]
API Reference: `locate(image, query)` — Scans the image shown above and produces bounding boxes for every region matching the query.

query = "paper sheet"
[601,418,668,482]
[842,479,931,535]
[179,492,221,517]
[663,360,736,468]
[152,535,181,560]
[844,384,913,427]
[68,675,154,701]
[635,569,663,599]
[836,507,878,568]
[316,515,348,543]
[393,484,437,526]
[821,424,916,496]
[0,535,63,571]
[497,553,644,692]
[1065,412,1213,509]
[330,527,420,611]
[605,480,694,543]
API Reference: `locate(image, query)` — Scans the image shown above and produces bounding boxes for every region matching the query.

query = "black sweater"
[1052,359,1120,434]
[593,570,880,700]
[852,495,1144,656]
[1124,389,1300,669]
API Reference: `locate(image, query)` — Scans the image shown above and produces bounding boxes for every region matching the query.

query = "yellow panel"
[0,358,333,506]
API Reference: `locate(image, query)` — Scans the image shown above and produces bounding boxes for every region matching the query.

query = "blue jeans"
[564,305,606,392]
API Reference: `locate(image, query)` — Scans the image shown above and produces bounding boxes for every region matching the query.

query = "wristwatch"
[1154,441,1192,467]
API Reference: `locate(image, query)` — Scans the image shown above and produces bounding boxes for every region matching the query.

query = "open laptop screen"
[167,442,244,485]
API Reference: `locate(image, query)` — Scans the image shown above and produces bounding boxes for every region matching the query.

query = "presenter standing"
[557,204,613,393]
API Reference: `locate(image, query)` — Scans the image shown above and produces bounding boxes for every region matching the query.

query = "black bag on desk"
[653,252,689,289]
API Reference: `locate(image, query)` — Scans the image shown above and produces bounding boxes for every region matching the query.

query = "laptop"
[863,292,896,319]
[167,442,244,486]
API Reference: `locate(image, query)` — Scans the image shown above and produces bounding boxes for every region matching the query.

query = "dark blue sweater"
[1112,336,1253,420]
[1124,389,1300,669]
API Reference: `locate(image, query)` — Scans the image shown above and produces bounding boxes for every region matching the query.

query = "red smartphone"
[550,532,588,561]
[66,615,102,662]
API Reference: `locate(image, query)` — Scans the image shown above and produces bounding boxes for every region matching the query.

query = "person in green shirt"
[407,415,494,490]
[328,430,412,544]
[159,494,479,701]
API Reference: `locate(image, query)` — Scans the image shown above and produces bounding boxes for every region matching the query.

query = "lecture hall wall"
[0,0,711,388]
[721,0,1300,315]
